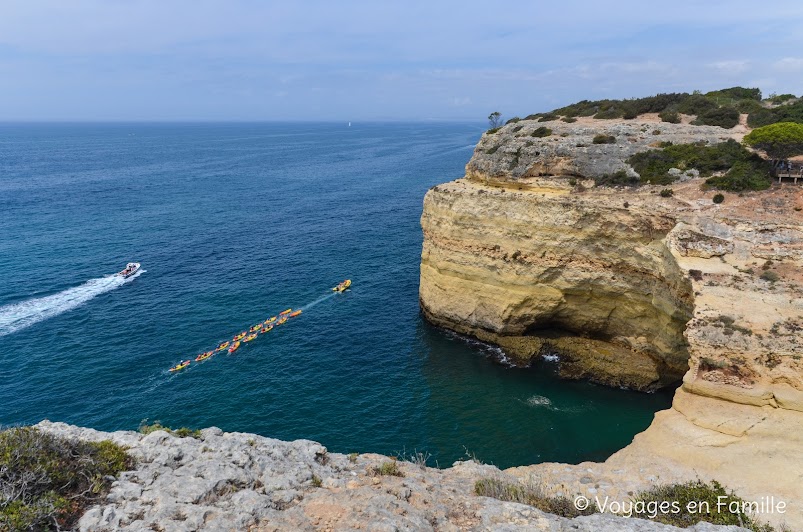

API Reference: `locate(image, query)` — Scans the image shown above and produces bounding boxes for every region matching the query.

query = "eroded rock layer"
[419,115,803,529]
[421,179,693,390]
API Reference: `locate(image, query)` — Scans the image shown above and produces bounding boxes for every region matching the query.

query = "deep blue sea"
[0,122,672,468]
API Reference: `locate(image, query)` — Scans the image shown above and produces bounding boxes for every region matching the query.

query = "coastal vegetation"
[626,139,772,190]
[138,420,202,439]
[632,480,776,531]
[522,87,801,129]
[743,122,803,163]
[0,426,131,531]
[474,476,596,518]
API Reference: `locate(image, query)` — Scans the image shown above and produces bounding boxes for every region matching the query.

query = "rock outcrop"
[420,115,803,529]
[37,421,748,531]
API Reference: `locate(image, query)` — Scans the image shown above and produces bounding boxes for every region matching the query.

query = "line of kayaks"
[168,308,301,372]
[168,280,351,373]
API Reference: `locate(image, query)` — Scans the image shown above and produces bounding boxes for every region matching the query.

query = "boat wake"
[300,291,337,311]
[0,270,143,337]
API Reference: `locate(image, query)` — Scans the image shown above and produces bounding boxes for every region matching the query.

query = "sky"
[1,0,803,121]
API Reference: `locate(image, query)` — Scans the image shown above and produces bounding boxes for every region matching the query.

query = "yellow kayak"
[195,351,214,362]
[249,324,262,333]
[244,333,257,342]
[260,326,273,334]
[279,309,293,316]
[233,332,247,341]
[169,360,191,372]
[228,341,241,353]
[216,341,230,351]
[265,317,277,324]
[277,317,287,325]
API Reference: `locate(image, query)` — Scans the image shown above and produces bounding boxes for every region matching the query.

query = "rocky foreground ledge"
[36,421,746,531]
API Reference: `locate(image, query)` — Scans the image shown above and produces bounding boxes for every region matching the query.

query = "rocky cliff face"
[420,115,803,529]
[38,421,747,531]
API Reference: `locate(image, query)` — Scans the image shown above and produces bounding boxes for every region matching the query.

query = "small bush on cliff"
[0,426,132,531]
[659,188,674,197]
[371,459,404,477]
[713,193,725,204]
[632,480,775,531]
[592,134,616,144]
[475,477,596,518]
[530,126,552,138]
[138,420,201,439]
[692,106,740,129]
[705,160,772,191]
[659,110,681,123]
[595,169,639,187]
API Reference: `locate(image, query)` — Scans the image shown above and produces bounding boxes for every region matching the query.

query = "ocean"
[0,122,672,468]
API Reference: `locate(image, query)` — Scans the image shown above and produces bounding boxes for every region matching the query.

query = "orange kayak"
[279,309,293,316]
[288,310,302,318]
[228,341,241,353]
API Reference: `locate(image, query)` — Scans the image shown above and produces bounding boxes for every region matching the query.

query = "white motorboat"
[117,262,141,278]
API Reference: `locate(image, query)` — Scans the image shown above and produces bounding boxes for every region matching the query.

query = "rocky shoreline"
[37,421,749,531]
[419,114,803,529]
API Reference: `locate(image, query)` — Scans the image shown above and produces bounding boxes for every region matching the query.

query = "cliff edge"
[419,114,803,528]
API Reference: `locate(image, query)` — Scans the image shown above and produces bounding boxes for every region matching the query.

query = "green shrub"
[530,126,552,138]
[676,94,719,115]
[0,427,132,531]
[561,116,577,123]
[537,113,560,122]
[628,139,771,189]
[660,188,674,197]
[475,477,595,518]
[705,87,762,103]
[371,459,404,477]
[592,134,616,144]
[486,145,500,154]
[761,270,780,282]
[692,107,740,128]
[595,169,639,187]
[748,99,803,127]
[713,193,725,204]
[705,160,772,191]
[659,110,680,123]
[593,108,623,119]
[632,480,774,531]
[486,127,501,135]
[505,117,521,125]
[138,421,201,439]
[768,93,797,104]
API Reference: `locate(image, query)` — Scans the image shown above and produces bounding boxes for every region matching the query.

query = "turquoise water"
[0,123,672,468]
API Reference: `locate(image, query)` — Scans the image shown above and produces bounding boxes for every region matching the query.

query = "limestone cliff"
[420,114,803,528]
[36,421,741,531]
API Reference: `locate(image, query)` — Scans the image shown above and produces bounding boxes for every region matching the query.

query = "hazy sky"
[2,1,802,121]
